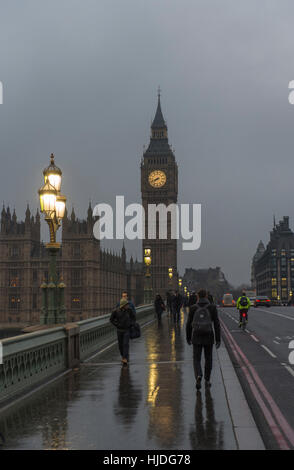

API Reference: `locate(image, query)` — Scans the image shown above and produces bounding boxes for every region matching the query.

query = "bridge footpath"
[0,310,264,450]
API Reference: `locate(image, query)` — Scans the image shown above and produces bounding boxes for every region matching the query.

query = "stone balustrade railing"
[0,304,155,406]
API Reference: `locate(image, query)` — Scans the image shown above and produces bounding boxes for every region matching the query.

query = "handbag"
[129,322,141,339]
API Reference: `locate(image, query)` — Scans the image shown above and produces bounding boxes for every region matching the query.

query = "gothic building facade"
[141,93,178,297]
[0,204,144,324]
[254,216,294,301]
[0,92,179,324]
[251,240,265,289]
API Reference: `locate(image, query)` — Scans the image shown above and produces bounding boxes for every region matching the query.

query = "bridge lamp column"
[38,153,67,325]
[168,268,173,288]
[178,278,182,292]
[144,247,152,304]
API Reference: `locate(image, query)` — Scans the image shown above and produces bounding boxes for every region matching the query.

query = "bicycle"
[241,311,247,331]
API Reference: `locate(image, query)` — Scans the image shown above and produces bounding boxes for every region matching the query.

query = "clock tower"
[141,91,178,297]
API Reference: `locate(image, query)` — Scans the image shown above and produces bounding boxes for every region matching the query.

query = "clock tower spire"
[141,91,178,297]
[151,87,168,140]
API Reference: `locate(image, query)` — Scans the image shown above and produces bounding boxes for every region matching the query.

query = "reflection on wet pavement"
[0,312,237,449]
[190,389,224,450]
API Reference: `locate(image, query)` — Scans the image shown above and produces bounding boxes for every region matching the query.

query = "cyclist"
[236,292,251,328]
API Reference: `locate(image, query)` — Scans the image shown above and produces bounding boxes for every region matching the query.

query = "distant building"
[0,204,144,324]
[183,266,231,302]
[254,216,294,301]
[251,240,265,289]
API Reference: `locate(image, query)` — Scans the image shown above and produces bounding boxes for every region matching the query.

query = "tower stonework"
[141,93,178,296]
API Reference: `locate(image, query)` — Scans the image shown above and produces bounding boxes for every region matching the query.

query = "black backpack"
[192,304,213,335]
[239,296,248,307]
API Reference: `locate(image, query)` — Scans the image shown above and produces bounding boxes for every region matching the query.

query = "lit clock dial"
[148,170,167,188]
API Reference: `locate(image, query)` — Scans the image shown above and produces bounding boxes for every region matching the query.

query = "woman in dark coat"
[154,294,166,325]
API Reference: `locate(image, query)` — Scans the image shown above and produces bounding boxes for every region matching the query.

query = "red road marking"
[221,318,294,449]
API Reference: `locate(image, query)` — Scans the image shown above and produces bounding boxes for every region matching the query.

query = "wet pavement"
[0,313,239,450]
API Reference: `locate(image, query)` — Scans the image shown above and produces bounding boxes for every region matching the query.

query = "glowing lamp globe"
[38,181,57,214]
[55,194,67,219]
[43,153,62,191]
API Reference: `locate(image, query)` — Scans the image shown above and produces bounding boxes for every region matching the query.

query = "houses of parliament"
[0,93,178,324]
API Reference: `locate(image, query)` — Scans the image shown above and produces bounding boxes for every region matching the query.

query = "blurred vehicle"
[249,297,256,306]
[254,296,271,308]
[222,293,235,307]
[244,290,256,298]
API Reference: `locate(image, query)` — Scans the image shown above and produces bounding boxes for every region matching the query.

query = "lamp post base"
[41,244,66,325]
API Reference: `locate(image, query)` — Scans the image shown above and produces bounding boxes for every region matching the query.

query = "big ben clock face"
[148,170,167,188]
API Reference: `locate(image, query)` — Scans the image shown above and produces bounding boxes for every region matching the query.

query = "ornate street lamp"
[144,247,152,304]
[38,153,67,325]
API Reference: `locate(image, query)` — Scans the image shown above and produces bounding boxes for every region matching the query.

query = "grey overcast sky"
[1,0,294,285]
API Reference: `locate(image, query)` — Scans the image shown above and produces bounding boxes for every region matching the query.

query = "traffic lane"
[220,306,294,364]
[220,308,294,449]
[249,306,294,363]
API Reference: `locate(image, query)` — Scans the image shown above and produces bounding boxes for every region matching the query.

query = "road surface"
[220,305,294,449]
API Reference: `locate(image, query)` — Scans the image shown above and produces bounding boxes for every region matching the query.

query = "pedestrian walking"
[186,289,221,390]
[154,293,166,325]
[166,291,172,315]
[116,291,136,315]
[172,290,183,323]
[110,298,136,366]
[207,291,214,304]
[188,291,198,309]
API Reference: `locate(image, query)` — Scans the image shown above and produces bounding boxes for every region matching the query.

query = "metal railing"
[0,304,154,406]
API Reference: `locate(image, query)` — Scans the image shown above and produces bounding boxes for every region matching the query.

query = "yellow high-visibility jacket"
[236,296,251,310]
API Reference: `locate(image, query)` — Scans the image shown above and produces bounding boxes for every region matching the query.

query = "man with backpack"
[186,289,221,390]
[236,292,251,328]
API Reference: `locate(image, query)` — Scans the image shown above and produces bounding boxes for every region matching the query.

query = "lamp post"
[168,267,173,288]
[144,247,152,304]
[178,278,182,292]
[38,153,67,325]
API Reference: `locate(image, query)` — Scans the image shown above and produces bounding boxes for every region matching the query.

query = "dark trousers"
[239,309,248,322]
[156,311,162,325]
[117,330,130,360]
[173,307,180,322]
[193,344,213,381]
